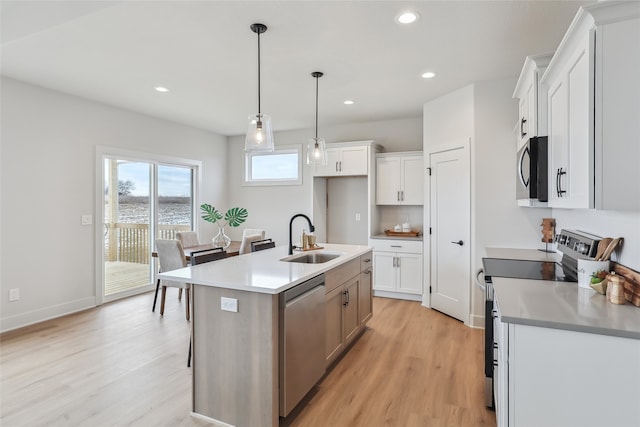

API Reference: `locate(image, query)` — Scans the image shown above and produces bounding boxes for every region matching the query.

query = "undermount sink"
[281,252,341,264]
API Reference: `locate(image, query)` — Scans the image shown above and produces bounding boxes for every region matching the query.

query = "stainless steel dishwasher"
[279,274,326,417]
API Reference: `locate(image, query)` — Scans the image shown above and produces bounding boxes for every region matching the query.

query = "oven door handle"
[475,268,486,293]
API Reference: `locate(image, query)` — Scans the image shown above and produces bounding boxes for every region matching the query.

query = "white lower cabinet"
[495,300,640,427]
[371,239,423,299]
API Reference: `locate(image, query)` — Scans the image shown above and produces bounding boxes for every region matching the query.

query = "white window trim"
[243,144,302,186]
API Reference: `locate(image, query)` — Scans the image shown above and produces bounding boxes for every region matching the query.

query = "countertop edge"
[158,244,372,295]
[500,314,640,340]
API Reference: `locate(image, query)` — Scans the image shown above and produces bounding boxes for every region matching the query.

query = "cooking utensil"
[600,237,622,261]
[594,237,612,261]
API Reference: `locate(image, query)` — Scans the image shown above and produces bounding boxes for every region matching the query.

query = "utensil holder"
[577,259,610,289]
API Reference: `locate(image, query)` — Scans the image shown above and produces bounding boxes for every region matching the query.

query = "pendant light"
[306,71,328,165]
[245,23,274,152]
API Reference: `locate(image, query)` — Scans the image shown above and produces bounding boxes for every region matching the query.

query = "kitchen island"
[159,243,372,427]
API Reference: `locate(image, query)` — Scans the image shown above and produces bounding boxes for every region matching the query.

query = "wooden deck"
[104,261,152,296]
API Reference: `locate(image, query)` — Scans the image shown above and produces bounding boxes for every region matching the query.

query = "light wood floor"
[1,293,495,427]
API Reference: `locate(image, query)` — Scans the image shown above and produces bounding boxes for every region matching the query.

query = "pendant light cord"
[257,30,261,116]
[315,75,319,139]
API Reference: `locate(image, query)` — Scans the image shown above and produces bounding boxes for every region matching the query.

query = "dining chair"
[239,232,266,255]
[187,246,226,367]
[176,231,200,248]
[251,238,276,252]
[190,247,226,265]
[154,239,191,320]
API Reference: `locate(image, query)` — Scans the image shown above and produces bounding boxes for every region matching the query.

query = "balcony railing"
[105,223,190,263]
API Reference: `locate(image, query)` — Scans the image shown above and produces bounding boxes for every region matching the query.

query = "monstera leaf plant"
[200,204,248,228]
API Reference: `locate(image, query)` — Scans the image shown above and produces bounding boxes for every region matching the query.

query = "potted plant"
[200,204,248,248]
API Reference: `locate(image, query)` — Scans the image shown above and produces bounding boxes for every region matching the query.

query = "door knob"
[451,240,464,246]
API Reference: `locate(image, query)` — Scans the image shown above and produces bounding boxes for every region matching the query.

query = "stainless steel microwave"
[516,136,548,202]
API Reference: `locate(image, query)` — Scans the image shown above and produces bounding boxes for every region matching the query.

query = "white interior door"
[428,141,470,323]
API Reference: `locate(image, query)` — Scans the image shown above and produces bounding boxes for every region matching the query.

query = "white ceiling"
[1,0,594,137]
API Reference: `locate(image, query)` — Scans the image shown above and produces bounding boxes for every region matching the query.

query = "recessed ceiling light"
[421,72,436,79]
[154,86,169,93]
[344,100,355,105]
[397,11,419,24]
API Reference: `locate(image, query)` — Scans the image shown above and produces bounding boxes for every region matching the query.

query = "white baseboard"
[469,313,485,329]
[0,296,96,333]
[373,290,422,302]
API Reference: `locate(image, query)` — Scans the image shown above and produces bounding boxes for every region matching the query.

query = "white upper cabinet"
[594,13,640,211]
[540,1,640,210]
[313,144,369,177]
[376,152,423,205]
[513,53,553,146]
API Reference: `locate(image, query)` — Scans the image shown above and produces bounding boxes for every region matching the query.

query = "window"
[96,146,201,304]
[244,144,302,186]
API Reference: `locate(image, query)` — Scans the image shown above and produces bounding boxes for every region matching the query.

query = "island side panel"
[192,284,279,427]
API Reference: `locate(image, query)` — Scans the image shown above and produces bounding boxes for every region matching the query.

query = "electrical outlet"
[9,288,19,302]
[355,213,361,221]
[81,215,92,225]
[221,297,238,312]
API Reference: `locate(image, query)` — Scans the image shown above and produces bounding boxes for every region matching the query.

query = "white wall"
[552,209,640,270]
[226,118,422,246]
[424,80,550,327]
[0,77,227,332]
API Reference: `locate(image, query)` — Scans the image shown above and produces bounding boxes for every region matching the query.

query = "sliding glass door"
[98,150,199,303]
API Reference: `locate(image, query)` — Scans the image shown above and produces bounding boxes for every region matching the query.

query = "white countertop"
[158,243,371,294]
[493,277,640,340]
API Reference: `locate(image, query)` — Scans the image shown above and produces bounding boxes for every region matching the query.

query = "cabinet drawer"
[370,239,422,254]
[360,252,372,271]
[325,258,360,293]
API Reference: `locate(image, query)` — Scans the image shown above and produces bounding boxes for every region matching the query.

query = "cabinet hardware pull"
[363,259,371,263]
[397,191,400,201]
[520,117,527,139]
[335,161,339,173]
[396,257,400,268]
[364,270,371,274]
[401,190,404,201]
[390,245,402,248]
[346,289,350,304]
[556,168,567,197]
[451,240,464,246]
[339,161,342,172]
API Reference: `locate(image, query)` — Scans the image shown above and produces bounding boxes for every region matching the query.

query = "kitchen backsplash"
[377,205,424,235]
[553,209,640,271]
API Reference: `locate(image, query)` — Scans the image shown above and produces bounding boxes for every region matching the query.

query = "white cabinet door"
[376,154,423,205]
[547,78,568,206]
[372,251,395,291]
[397,252,423,294]
[340,146,368,175]
[376,157,401,204]
[314,148,341,176]
[546,29,594,209]
[401,156,424,205]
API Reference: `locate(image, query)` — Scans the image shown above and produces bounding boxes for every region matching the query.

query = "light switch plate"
[81,215,92,225]
[221,297,238,312]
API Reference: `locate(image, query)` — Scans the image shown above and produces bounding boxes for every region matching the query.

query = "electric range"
[480,229,603,408]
